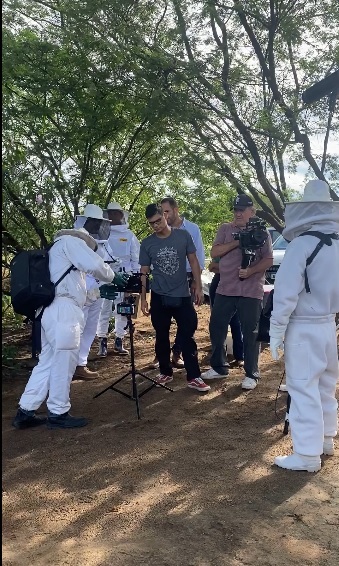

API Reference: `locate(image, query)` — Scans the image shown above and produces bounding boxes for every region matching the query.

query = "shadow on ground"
[2,306,339,566]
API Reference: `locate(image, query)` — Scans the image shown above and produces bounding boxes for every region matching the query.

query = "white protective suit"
[97,223,140,339]
[270,182,339,459]
[77,242,117,366]
[19,231,114,415]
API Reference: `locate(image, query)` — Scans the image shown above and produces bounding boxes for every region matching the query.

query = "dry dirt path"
[2,305,339,565]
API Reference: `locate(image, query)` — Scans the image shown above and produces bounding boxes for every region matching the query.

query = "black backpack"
[10,241,75,320]
[257,231,339,342]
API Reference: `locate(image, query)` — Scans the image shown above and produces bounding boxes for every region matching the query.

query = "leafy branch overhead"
[2,0,338,273]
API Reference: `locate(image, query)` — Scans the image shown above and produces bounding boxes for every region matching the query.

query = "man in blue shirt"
[160,197,205,368]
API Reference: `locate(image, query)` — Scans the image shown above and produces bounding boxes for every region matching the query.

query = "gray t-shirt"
[139,229,196,297]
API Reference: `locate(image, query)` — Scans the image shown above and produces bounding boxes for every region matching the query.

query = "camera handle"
[239,249,256,281]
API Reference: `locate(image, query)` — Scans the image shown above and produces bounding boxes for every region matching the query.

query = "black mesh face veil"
[83,217,111,241]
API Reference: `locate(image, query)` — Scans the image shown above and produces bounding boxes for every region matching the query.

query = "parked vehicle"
[267,227,281,244]
[266,234,288,284]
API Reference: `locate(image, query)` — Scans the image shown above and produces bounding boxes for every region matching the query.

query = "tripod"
[93,313,173,419]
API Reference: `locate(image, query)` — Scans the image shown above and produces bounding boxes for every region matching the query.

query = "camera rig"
[116,295,136,316]
[233,217,268,280]
[110,272,150,294]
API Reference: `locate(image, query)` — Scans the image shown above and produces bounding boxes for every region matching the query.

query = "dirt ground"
[2,305,339,566]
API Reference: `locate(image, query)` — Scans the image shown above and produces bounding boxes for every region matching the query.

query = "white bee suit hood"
[283,180,339,241]
[270,179,339,328]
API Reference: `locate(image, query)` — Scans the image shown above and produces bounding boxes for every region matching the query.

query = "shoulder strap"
[46,240,77,287]
[54,265,76,287]
[299,231,339,293]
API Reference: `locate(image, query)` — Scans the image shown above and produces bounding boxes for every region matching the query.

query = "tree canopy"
[2,0,338,292]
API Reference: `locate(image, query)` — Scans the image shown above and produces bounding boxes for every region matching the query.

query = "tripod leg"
[134,379,141,420]
[283,393,291,435]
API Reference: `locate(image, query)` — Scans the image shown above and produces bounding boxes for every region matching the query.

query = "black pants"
[209,273,244,362]
[150,291,200,381]
[209,294,262,379]
[172,273,194,355]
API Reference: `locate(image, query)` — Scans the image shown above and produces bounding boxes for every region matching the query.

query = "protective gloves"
[113,271,130,290]
[99,285,119,301]
[269,322,285,361]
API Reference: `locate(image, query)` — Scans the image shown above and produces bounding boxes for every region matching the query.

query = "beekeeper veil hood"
[54,227,98,252]
[74,204,111,243]
[283,180,339,241]
[103,202,129,224]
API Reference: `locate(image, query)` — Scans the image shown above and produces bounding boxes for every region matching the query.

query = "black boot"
[12,408,47,430]
[114,337,128,355]
[47,411,88,429]
[97,337,108,357]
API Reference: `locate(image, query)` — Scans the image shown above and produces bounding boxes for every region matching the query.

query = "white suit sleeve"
[130,234,141,272]
[63,237,115,283]
[270,240,309,332]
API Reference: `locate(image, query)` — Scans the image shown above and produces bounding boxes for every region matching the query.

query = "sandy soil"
[2,305,339,566]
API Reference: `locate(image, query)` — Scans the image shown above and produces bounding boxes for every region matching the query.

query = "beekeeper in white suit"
[12,226,128,430]
[270,180,339,472]
[72,204,119,380]
[96,202,140,356]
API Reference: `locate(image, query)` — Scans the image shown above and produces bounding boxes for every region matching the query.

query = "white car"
[266,234,288,284]
[201,269,214,299]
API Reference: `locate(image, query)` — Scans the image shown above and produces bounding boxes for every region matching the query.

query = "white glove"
[270,336,284,360]
[269,323,285,361]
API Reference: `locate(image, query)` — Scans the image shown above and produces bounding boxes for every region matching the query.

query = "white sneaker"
[279,383,288,392]
[201,368,226,380]
[274,453,321,473]
[323,437,334,456]
[242,376,258,390]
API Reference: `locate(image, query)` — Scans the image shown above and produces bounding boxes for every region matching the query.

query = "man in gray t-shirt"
[139,228,195,297]
[139,203,210,393]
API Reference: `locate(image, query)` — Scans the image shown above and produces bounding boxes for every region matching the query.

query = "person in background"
[12,227,119,430]
[201,194,273,390]
[159,197,205,369]
[270,180,339,472]
[140,203,210,392]
[96,202,140,356]
[72,204,115,380]
[208,258,244,367]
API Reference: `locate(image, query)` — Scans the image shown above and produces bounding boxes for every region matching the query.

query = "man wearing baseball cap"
[201,194,273,390]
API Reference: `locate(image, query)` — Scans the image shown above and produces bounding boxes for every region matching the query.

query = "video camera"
[116,295,136,316]
[233,217,268,251]
[233,217,268,280]
[111,272,150,294]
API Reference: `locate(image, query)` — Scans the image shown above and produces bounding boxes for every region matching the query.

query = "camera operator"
[12,226,119,430]
[201,194,273,390]
[139,203,211,392]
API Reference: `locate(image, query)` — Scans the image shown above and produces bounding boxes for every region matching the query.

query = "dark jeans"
[172,273,194,355]
[209,294,262,380]
[150,291,200,381]
[209,273,244,362]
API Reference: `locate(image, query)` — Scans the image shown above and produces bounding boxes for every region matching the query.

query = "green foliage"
[2,0,338,320]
